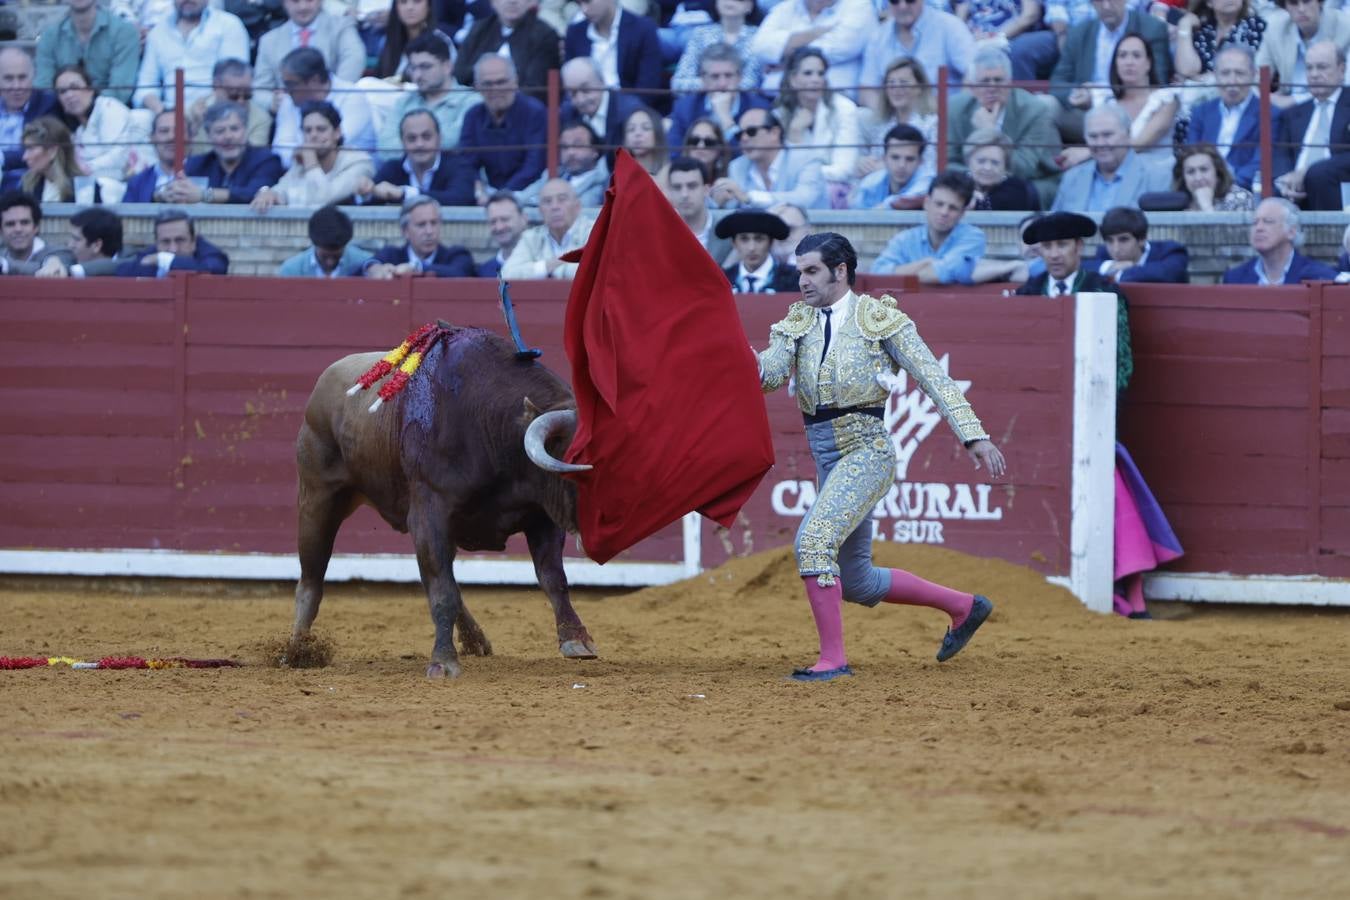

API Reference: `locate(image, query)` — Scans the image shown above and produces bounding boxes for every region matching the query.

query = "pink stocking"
[801,576,847,672]
[883,569,974,627]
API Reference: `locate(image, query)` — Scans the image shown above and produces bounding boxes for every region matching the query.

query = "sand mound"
[630,542,1086,622]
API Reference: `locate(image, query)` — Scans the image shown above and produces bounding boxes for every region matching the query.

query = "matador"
[757,233,1008,682]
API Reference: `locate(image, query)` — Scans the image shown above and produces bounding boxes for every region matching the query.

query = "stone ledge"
[32,204,1350,282]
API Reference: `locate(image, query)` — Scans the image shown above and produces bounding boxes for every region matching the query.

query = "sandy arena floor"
[2,544,1348,899]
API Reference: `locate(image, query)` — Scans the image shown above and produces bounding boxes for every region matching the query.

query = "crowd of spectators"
[4,0,1350,282]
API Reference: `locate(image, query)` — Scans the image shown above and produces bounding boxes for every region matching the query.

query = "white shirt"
[818,290,854,356]
[751,0,873,95]
[735,256,774,292]
[273,76,376,167]
[1296,88,1341,172]
[1093,18,1128,88]
[1217,94,1253,155]
[744,150,785,206]
[134,7,250,109]
[582,92,609,141]
[1049,271,1078,296]
[587,9,623,89]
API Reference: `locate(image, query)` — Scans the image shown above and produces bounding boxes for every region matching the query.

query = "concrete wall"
[33,204,1350,282]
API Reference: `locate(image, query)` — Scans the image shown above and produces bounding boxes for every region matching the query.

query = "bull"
[287,324,598,678]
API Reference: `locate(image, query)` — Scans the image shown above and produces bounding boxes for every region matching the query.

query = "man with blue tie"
[1186,46,1274,191]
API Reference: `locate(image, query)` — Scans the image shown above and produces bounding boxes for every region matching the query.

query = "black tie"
[820,308,832,362]
[1055,280,1069,296]
[744,274,757,293]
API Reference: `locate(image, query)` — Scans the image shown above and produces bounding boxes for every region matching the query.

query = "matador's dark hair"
[795,232,857,286]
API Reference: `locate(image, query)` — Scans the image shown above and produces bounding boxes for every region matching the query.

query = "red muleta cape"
[560,151,775,564]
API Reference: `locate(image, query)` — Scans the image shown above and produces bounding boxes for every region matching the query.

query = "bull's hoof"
[459,633,494,657]
[426,660,462,679]
[559,639,599,660]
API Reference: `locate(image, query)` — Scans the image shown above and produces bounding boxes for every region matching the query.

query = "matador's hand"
[966,439,1006,479]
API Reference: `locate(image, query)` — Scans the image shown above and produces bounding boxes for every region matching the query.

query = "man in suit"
[279,206,371,277]
[0,48,59,176]
[1017,211,1115,296]
[1049,0,1170,141]
[713,108,824,210]
[454,0,561,95]
[1273,40,1350,211]
[1257,0,1350,109]
[364,196,476,279]
[870,170,986,284]
[949,44,1063,209]
[564,0,663,111]
[516,121,609,207]
[253,0,366,94]
[559,57,647,156]
[666,43,769,153]
[123,111,178,203]
[502,178,596,279]
[1052,104,1171,213]
[164,101,284,204]
[184,59,274,155]
[376,34,474,163]
[1222,197,1339,284]
[356,110,476,207]
[478,190,529,278]
[116,209,230,276]
[1187,46,1273,191]
[1093,206,1189,284]
[458,55,548,197]
[717,209,799,293]
[669,156,731,266]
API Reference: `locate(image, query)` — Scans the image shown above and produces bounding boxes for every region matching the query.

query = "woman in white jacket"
[252,101,375,212]
[54,64,138,182]
[773,47,860,209]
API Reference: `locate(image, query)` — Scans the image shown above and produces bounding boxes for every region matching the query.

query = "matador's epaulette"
[856,293,911,341]
[769,301,817,339]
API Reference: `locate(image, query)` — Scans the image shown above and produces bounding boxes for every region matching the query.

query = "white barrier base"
[0,549,691,589]
[1048,572,1350,606]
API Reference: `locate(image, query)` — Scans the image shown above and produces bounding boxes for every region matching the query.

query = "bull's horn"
[524,409,592,473]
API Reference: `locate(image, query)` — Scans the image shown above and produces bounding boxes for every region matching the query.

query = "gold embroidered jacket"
[758,292,989,444]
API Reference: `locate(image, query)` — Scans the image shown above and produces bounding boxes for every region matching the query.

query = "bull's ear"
[522,396,542,422]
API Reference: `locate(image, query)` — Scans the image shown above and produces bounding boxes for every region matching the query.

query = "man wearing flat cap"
[717,209,800,293]
[1018,211,1133,392]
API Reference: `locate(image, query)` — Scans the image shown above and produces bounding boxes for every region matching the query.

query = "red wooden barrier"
[0,277,1075,577]
[1118,282,1350,579]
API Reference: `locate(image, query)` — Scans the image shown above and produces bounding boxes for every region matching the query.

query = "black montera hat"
[714,209,790,240]
[1023,212,1097,244]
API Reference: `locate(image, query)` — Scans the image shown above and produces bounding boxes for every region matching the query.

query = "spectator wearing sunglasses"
[667,43,771,155]
[713,106,826,208]
[682,117,732,180]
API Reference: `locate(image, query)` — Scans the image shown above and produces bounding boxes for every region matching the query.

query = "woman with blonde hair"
[21,117,83,203]
[775,46,859,208]
[1172,143,1256,211]
[857,57,937,177]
